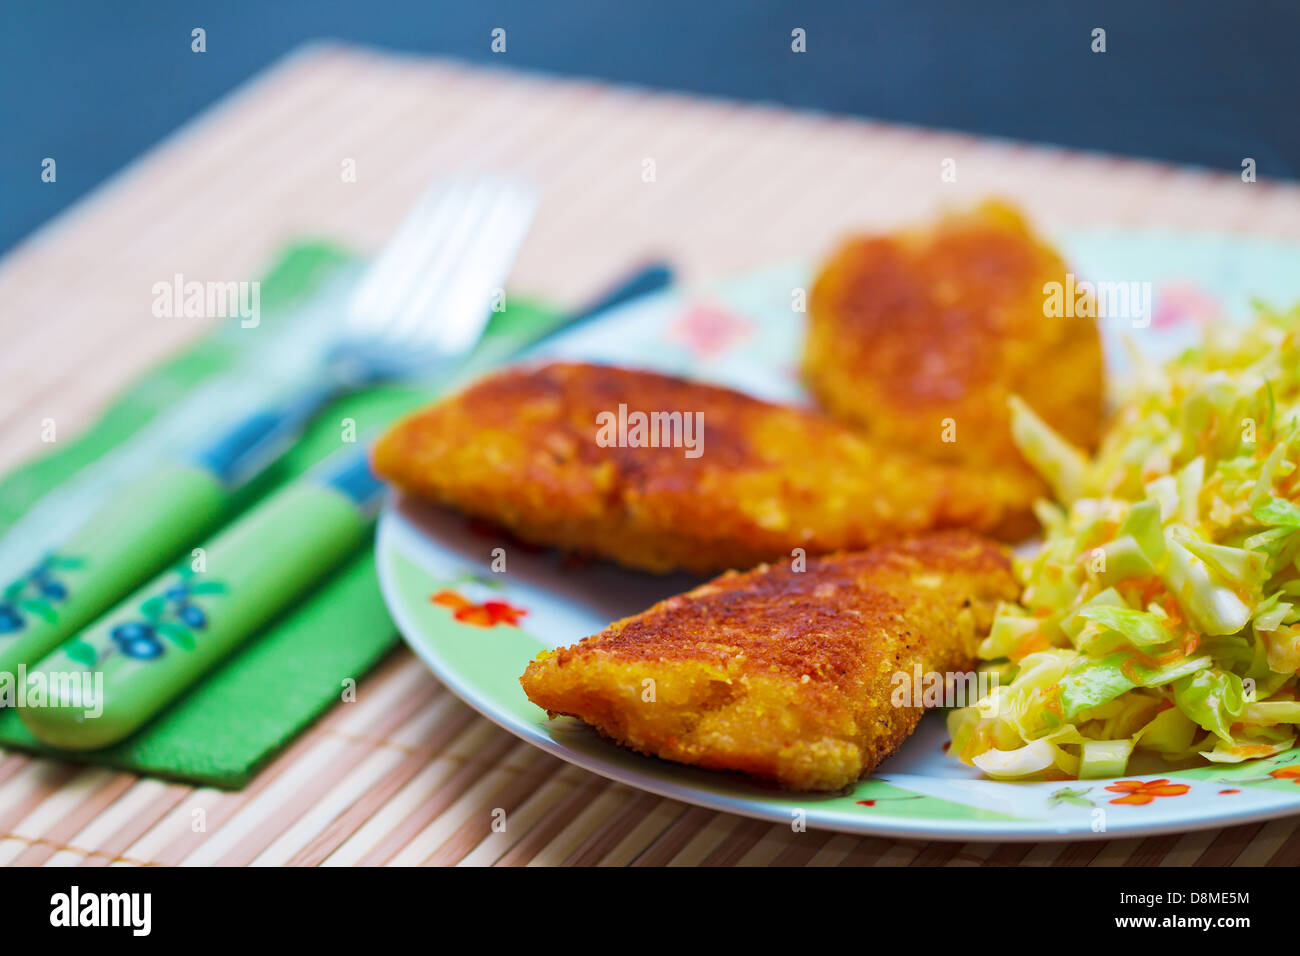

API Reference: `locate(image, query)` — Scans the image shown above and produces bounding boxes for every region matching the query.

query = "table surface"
[3,43,1300,866]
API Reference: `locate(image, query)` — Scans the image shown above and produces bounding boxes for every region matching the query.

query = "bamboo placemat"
[3,42,1300,867]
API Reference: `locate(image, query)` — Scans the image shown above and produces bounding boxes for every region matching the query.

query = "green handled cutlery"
[19,450,383,748]
[16,260,674,748]
[0,176,538,678]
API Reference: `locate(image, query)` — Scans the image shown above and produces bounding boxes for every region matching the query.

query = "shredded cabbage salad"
[949,302,1300,780]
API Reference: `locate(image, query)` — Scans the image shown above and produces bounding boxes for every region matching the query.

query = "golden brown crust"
[372,362,1037,574]
[804,199,1105,524]
[519,531,1019,790]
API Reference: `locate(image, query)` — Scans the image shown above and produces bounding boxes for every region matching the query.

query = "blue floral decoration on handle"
[0,553,83,636]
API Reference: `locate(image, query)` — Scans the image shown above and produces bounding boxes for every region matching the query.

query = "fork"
[0,176,539,674]
[195,176,539,486]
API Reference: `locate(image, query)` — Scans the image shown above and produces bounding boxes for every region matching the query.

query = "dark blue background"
[3,0,1297,254]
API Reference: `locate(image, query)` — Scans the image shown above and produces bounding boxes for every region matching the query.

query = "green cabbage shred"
[949,302,1300,778]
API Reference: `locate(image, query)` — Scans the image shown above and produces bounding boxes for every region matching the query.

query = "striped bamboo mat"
[3,43,1300,867]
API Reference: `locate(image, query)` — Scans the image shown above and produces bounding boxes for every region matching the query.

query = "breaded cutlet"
[804,199,1105,524]
[520,531,1018,791]
[371,362,1039,575]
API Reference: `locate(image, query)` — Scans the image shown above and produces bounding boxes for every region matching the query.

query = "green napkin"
[0,242,559,788]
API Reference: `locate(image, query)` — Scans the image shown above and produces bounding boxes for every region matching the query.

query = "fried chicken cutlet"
[520,531,1018,790]
[805,199,1105,524]
[372,362,1036,575]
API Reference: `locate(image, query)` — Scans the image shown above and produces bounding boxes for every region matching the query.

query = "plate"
[376,231,1300,840]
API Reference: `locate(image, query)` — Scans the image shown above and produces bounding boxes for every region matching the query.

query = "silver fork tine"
[340,176,536,368]
[396,182,537,355]
[378,179,504,346]
[430,194,537,353]
[346,181,474,331]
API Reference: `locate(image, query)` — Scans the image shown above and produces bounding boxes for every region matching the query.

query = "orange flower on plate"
[1104,778,1191,805]
[431,590,527,628]
[1268,765,1300,784]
